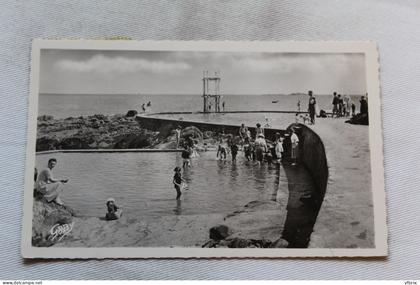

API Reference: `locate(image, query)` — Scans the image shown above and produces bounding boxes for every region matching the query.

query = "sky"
[39,49,366,95]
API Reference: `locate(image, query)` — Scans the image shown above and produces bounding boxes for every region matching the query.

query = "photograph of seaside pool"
[25,41,385,257]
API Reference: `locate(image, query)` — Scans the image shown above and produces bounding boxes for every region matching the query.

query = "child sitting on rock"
[105,198,123,220]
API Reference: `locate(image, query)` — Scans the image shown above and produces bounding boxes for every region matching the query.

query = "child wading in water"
[105,198,123,220]
[173,167,185,200]
[275,137,284,163]
[230,141,239,162]
[217,138,228,160]
[181,146,191,168]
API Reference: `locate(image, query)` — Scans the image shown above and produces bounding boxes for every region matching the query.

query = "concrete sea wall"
[287,123,329,199]
[136,114,287,141]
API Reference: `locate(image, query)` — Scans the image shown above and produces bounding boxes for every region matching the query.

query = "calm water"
[39,93,363,119]
[36,152,281,218]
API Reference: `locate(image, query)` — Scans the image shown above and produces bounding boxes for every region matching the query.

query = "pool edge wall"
[136,114,287,140]
[287,123,329,199]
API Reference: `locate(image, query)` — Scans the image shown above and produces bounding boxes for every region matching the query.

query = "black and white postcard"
[22,40,387,258]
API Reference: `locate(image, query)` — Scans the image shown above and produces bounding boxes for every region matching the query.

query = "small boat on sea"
[272,100,279,103]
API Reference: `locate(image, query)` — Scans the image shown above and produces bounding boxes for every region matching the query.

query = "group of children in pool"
[172,123,300,200]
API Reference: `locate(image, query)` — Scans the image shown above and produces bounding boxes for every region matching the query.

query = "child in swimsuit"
[181,146,191,168]
[173,167,184,200]
[217,143,227,160]
[105,198,123,220]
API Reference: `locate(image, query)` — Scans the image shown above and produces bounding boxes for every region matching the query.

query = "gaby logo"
[48,222,74,242]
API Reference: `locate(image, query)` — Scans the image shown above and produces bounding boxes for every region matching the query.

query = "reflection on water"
[36,152,281,218]
[173,200,182,216]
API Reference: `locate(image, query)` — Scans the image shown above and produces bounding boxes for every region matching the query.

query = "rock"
[346,113,369,125]
[32,198,75,247]
[203,131,214,139]
[181,126,203,142]
[251,238,272,248]
[202,239,218,248]
[227,237,250,248]
[93,114,106,121]
[36,136,60,151]
[126,110,138,117]
[98,141,110,149]
[209,225,230,240]
[270,238,289,248]
[61,137,89,149]
[113,131,157,149]
[35,113,198,151]
[88,142,98,149]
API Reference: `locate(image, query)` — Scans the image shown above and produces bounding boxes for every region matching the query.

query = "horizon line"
[39,92,366,96]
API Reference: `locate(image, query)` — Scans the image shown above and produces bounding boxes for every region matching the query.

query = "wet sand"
[56,200,287,247]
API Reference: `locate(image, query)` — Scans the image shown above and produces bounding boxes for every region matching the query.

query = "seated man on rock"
[35,158,69,205]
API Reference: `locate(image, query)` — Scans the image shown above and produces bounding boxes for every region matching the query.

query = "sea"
[38,93,363,119]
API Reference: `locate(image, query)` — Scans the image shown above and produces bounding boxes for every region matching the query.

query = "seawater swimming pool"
[36,151,283,218]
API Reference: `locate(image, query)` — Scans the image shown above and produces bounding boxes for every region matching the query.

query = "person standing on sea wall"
[360,96,368,115]
[307,90,316,125]
[332,92,338,117]
[36,158,69,205]
[337,94,343,117]
[290,129,299,166]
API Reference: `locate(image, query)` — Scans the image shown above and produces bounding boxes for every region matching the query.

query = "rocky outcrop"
[32,195,76,247]
[209,225,230,240]
[36,113,238,151]
[36,114,161,151]
[203,200,289,248]
[203,224,289,248]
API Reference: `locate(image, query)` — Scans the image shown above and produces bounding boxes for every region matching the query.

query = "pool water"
[35,152,282,218]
